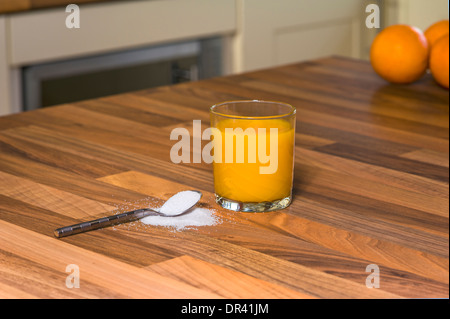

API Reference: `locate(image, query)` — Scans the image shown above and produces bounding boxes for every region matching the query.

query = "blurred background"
[0,0,448,115]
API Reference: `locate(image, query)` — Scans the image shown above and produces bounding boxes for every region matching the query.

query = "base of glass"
[214,194,292,212]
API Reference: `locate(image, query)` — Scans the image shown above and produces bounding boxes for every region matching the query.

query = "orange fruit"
[429,34,449,88]
[425,20,449,48]
[370,24,429,84]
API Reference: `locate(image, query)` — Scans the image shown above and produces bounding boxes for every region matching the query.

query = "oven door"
[22,38,223,110]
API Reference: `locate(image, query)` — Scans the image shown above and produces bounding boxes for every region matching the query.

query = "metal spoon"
[54,190,202,238]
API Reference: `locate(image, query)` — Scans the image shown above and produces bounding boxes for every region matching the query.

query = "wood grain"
[147,255,315,299]
[0,0,31,14]
[0,56,448,299]
[99,170,446,298]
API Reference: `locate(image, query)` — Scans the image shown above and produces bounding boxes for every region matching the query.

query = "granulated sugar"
[140,207,218,231]
[139,190,219,231]
[158,191,202,216]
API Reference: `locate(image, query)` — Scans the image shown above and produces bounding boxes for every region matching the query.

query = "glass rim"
[210,100,296,120]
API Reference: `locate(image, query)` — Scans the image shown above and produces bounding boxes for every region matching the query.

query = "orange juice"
[212,118,295,203]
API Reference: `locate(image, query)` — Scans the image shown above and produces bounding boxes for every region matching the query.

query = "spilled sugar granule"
[140,207,218,231]
[140,191,219,231]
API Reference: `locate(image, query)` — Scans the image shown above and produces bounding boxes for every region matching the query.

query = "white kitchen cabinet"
[8,0,236,67]
[232,0,364,72]
[0,0,236,115]
[0,16,9,113]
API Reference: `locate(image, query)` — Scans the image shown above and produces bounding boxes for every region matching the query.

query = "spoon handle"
[54,208,159,238]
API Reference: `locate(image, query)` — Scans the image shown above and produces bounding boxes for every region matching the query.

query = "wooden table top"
[0,56,448,299]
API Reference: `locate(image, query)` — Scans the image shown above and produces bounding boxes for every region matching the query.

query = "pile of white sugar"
[140,191,219,231]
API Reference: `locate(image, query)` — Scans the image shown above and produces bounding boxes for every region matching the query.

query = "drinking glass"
[210,100,296,212]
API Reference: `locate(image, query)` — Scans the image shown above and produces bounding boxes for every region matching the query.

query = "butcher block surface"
[0,56,448,299]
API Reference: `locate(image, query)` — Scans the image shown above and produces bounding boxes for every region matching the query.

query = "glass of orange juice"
[210,100,296,212]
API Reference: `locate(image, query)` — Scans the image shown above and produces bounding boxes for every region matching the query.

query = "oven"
[21,37,224,110]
